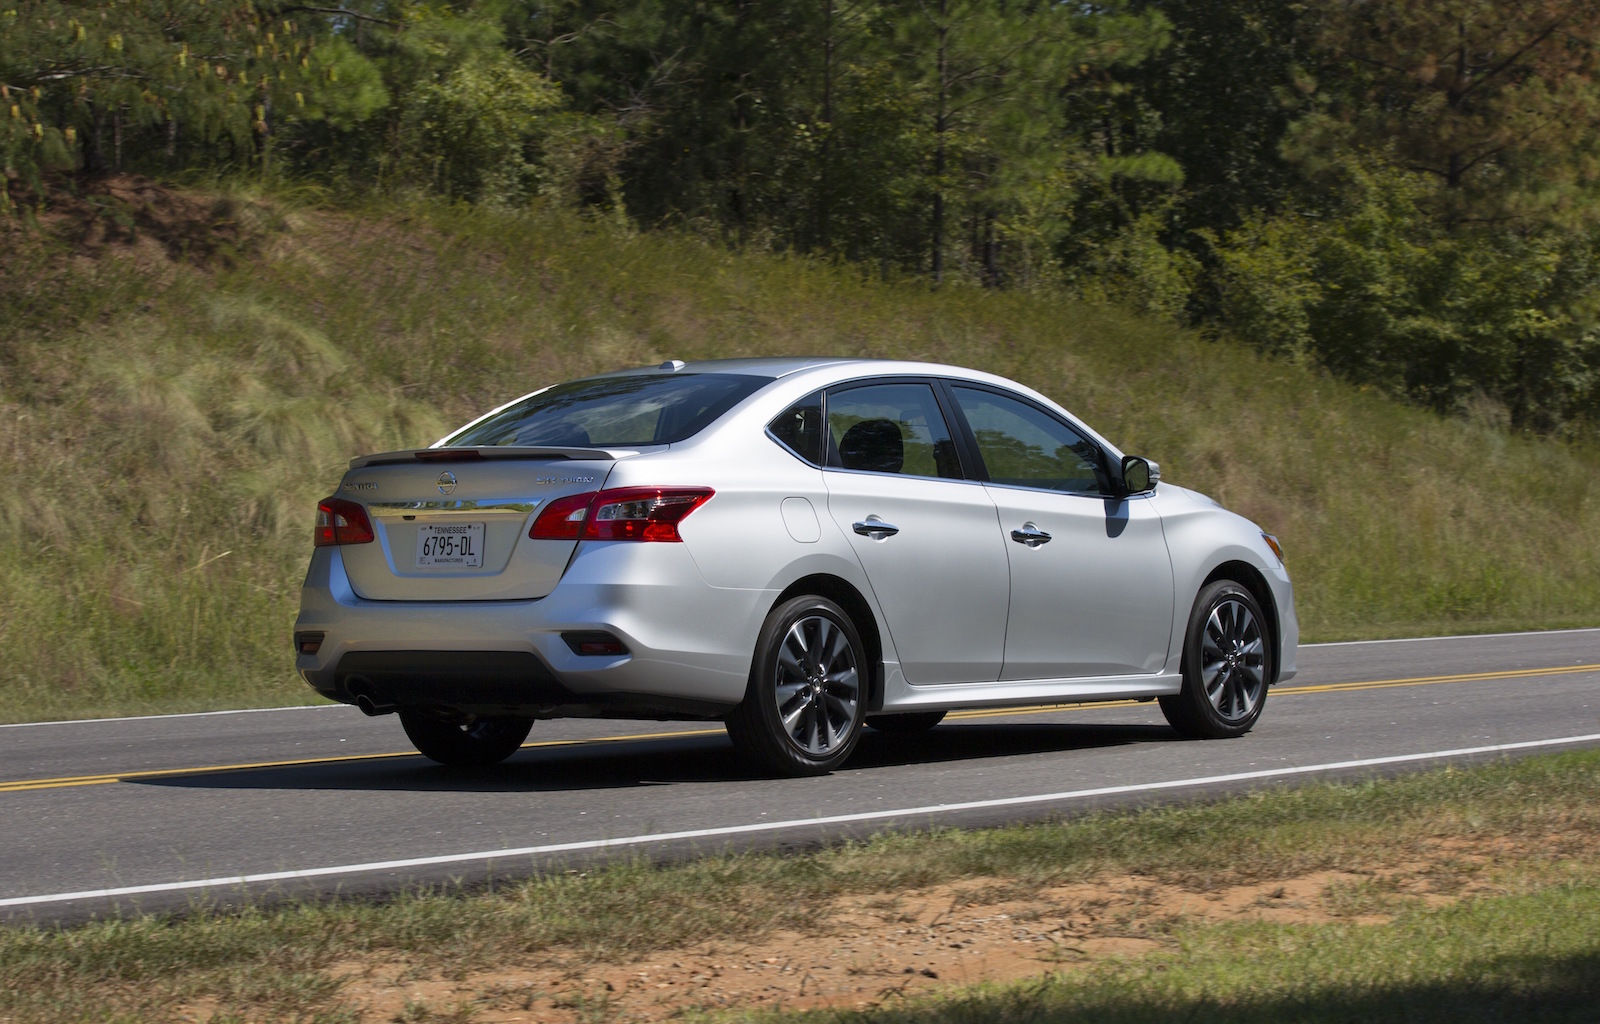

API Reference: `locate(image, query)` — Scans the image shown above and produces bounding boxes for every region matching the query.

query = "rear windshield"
[442,373,771,448]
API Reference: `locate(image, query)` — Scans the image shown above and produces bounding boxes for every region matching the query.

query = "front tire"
[399,709,533,767]
[1159,580,1271,739]
[726,595,867,776]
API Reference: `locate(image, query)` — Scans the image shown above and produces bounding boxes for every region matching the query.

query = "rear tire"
[400,709,533,766]
[726,595,867,776]
[1159,580,1271,739]
[866,710,946,733]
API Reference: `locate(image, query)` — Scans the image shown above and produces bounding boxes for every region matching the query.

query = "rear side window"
[444,373,770,448]
[825,383,962,479]
[768,392,825,465]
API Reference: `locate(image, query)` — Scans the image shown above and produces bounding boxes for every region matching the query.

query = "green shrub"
[1208,162,1600,432]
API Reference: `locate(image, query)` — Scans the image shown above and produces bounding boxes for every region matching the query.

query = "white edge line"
[1302,626,1600,648]
[8,627,1597,731]
[6,732,1598,911]
[0,704,339,730]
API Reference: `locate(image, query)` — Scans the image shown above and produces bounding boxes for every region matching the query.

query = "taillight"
[529,487,714,543]
[529,492,599,540]
[314,498,376,547]
[588,488,714,541]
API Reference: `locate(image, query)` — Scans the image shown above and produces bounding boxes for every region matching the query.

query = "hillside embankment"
[3,178,1599,722]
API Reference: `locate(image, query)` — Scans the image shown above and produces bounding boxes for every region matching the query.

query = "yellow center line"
[1276,662,1600,694]
[0,728,725,794]
[2,663,1596,794]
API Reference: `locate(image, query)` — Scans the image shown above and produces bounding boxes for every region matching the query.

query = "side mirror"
[1120,455,1159,496]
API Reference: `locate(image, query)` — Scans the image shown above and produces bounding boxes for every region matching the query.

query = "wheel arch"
[771,574,886,712]
[1199,560,1282,685]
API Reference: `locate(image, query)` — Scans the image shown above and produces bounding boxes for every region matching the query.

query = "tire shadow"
[124,721,1174,794]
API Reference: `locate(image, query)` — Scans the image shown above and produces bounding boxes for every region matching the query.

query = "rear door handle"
[1010,523,1051,547]
[853,516,900,539]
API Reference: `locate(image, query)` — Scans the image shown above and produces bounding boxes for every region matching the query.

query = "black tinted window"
[951,386,1109,494]
[768,392,824,465]
[826,383,962,479]
[445,374,770,448]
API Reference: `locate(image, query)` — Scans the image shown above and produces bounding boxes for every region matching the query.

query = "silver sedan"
[294,358,1297,775]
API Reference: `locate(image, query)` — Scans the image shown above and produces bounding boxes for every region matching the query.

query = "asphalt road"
[3,628,1598,925]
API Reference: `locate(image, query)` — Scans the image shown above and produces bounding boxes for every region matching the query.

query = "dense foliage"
[6,0,1600,431]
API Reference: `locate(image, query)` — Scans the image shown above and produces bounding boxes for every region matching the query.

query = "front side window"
[444,373,770,448]
[951,386,1109,495]
[826,383,962,479]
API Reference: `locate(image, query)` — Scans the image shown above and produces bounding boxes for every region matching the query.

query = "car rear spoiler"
[349,446,625,469]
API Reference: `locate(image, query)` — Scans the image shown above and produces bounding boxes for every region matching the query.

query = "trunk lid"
[334,448,617,601]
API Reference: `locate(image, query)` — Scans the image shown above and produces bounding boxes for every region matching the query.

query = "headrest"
[838,418,904,474]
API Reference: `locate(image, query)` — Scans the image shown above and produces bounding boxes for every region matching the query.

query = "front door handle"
[1010,522,1052,547]
[853,516,900,539]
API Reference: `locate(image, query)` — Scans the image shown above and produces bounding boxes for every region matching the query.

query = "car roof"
[591,356,854,379]
[589,356,1113,444]
[452,356,1121,460]
[592,356,1021,387]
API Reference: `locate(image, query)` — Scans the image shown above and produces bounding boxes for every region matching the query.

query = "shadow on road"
[124,721,1175,794]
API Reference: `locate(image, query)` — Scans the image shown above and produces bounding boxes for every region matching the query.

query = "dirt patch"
[287,850,1507,1024]
[3,173,280,271]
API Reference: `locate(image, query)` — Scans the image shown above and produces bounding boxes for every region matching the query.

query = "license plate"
[415,523,485,568]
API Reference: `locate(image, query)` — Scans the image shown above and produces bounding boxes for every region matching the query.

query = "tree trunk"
[931,1,948,284]
[983,208,999,287]
[256,90,274,176]
[84,103,107,175]
[817,0,835,251]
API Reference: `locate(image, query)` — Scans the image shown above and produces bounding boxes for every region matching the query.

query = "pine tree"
[889,0,1169,283]
[0,0,357,194]
[1294,0,1600,231]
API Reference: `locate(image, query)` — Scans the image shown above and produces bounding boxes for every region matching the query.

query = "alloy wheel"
[1199,597,1266,723]
[773,613,861,756]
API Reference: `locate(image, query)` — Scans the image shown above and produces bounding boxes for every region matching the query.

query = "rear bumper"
[323,650,737,719]
[293,544,772,718]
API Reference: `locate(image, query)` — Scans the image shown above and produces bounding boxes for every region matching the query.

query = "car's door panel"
[826,473,1010,684]
[821,381,1010,685]
[986,488,1174,677]
[947,384,1176,679]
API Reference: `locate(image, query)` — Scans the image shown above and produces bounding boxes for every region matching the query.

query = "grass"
[2,749,1598,1022]
[3,184,1600,721]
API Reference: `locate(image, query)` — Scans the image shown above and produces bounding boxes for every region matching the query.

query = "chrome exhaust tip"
[347,677,398,717]
[354,693,399,717]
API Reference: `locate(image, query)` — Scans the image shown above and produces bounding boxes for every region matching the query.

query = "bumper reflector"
[295,631,325,656]
[562,631,630,657]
